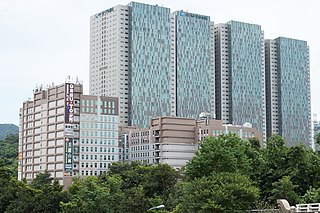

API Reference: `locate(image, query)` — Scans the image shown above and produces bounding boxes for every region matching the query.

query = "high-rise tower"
[214,21,266,140]
[265,37,311,146]
[90,2,213,127]
[128,2,172,127]
[171,11,214,119]
[89,5,130,126]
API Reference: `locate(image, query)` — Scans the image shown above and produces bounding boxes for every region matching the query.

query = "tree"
[107,161,150,190]
[285,145,320,196]
[30,170,53,189]
[169,135,260,212]
[0,161,20,212]
[61,175,125,213]
[270,176,300,205]
[256,134,290,199]
[256,135,320,200]
[107,162,179,203]
[301,187,320,203]
[0,134,19,174]
[172,173,259,213]
[4,183,41,213]
[185,135,252,180]
[5,171,67,213]
[144,163,180,200]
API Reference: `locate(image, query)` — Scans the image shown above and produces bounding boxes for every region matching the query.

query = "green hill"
[0,133,18,174]
[0,124,18,140]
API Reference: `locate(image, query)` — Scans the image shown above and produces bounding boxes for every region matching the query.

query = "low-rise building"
[119,116,262,169]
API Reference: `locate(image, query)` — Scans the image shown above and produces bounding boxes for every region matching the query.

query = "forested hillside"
[0,134,18,174]
[0,124,18,140]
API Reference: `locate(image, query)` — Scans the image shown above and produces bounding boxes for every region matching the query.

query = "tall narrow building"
[214,21,266,140]
[89,5,130,126]
[90,2,213,128]
[171,11,214,118]
[18,83,83,185]
[128,2,171,127]
[265,37,311,146]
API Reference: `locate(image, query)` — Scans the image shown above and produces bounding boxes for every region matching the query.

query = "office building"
[196,119,263,143]
[170,10,214,118]
[119,117,197,168]
[265,37,311,146]
[214,21,266,140]
[90,2,311,146]
[90,2,213,127]
[119,116,262,168]
[79,95,119,177]
[18,81,119,185]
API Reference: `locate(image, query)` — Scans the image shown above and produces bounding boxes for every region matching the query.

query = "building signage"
[95,7,114,19]
[65,83,74,124]
[179,10,209,20]
[64,137,73,176]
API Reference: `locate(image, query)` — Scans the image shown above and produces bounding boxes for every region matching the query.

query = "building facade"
[265,37,311,146]
[214,21,266,141]
[128,2,172,127]
[79,95,119,177]
[119,116,263,169]
[89,5,130,126]
[18,82,119,185]
[171,11,214,118]
[90,2,213,128]
[119,117,198,168]
[90,2,311,146]
[196,119,263,143]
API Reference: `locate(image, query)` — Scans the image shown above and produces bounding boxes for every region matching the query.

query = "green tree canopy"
[185,135,252,180]
[172,172,259,213]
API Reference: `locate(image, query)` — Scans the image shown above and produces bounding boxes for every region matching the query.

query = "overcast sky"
[1,0,319,125]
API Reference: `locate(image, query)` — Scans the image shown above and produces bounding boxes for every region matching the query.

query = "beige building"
[18,81,119,185]
[196,119,263,143]
[119,116,262,169]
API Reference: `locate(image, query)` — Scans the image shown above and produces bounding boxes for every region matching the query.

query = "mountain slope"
[0,124,18,140]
